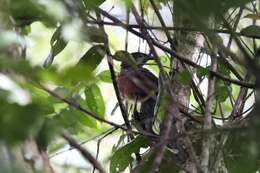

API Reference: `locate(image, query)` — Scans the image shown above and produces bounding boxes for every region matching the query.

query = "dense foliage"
[0,0,260,173]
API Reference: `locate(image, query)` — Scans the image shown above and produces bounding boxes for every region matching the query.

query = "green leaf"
[44,27,68,67]
[97,70,112,83]
[136,150,180,173]
[59,64,94,84]
[123,0,132,8]
[224,129,260,173]
[110,136,150,173]
[196,66,209,79]
[77,45,106,72]
[176,70,192,85]
[36,117,61,150]
[0,89,45,145]
[85,84,105,118]
[10,0,53,26]
[21,25,31,35]
[75,109,97,128]
[82,27,107,43]
[215,80,230,102]
[83,0,105,9]
[175,0,251,23]
[240,25,260,38]
[218,61,230,76]
[54,87,70,98]
[58,108,97,132]
[113,50,138,68]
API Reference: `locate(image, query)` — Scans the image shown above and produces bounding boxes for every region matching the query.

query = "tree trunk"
[171,3,202,173]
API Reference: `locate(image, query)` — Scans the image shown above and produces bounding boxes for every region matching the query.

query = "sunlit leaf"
[21,25,31,35]
[75,109,97,128]
[84,84,105,118]
[97,70,112,83]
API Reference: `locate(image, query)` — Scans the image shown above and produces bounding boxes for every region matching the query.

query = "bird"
[117,52,158,133]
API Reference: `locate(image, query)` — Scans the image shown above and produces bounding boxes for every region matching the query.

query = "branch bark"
[201,52,218,173]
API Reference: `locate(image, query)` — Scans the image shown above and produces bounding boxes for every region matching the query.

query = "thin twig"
[50,127,118,158]
[38,83,127,130]
[93,128,118,173]
[39,83,158,138]
[96,8,256,89]
[149,0,175,50]
[85,20,260,40]
[62,131,107,173]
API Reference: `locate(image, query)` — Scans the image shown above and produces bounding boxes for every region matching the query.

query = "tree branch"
[96,8,256,89]
[38,83,127,131]
[201,50,218,173]
[85,20,260,40]
[62,132,107,173]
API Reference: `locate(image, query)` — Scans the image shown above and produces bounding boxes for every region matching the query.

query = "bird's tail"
[139,98,156,133]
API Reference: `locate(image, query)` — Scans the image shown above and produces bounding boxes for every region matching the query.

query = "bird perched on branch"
[117,52,158,133]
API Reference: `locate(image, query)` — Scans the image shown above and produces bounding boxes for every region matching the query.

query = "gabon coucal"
[117,52,158,133]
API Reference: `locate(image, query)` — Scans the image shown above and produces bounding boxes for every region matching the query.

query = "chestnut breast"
[117,68,158,101]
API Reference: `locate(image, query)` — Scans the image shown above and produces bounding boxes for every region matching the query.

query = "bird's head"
[120,52,152,69]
